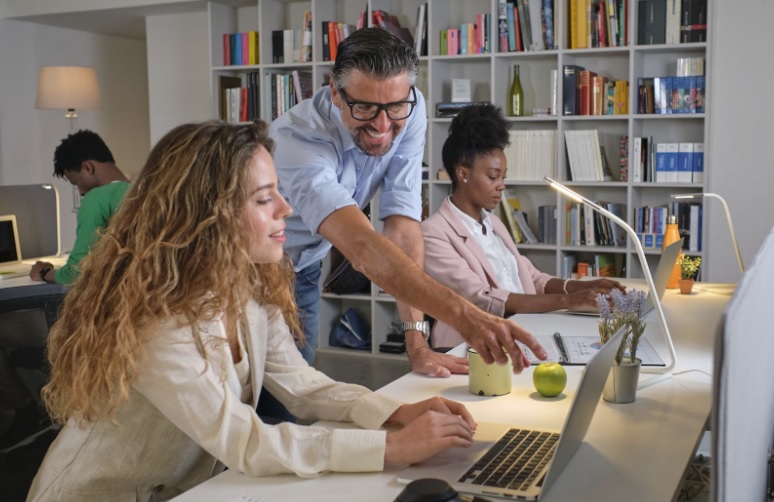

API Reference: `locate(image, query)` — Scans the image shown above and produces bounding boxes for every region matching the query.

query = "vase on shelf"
[678,278,695,295]
[602,358,641,404]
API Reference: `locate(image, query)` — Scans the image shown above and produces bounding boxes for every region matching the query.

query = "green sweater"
[54,181,130,286]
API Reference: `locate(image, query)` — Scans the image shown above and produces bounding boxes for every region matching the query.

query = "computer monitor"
[0,214,22,265]
[0,184,61,259]
[712,224,774,501]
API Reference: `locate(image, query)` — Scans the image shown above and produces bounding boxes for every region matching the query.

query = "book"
[223,33,230,66]
[499,200,522,243]
[526,0,544,50]
[692,142,704,183]
[415,3,427,55]
[665,0,681,44]
[505,2,517,52]
[300,11,312,62]
[514,210,539,244]
[680,0,693,43]
[271,30,283,63]
[218,75,242,122]
[515,0,531,51]
[562,64,583,115]
[435,101,489,118]
[689,0,707,42]
[321,21,330,61]
[328,21,339,61]
[283,29,295,64]
[677,142,694,182]
[543,0,555,49]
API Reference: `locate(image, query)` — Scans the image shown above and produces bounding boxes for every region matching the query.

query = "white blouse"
[449,197,525,294]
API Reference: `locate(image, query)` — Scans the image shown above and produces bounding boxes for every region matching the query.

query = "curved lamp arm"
[545,177,676,375]
[670,192,744,274]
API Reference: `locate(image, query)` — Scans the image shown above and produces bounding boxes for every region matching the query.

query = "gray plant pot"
[602,358,641,404]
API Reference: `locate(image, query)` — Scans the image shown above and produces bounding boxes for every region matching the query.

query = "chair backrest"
[712,224,774,501]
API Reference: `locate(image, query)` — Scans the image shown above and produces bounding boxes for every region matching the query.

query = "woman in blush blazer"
[421,104,623,348]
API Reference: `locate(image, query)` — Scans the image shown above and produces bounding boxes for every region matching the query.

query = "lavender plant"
[596,289,648,365]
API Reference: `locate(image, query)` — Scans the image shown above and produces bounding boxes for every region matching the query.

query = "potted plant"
[678,255,702,294]
[596,289,648,404]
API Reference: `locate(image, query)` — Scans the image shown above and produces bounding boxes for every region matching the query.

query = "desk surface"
[173,286,730,502]
[0,255,67,292]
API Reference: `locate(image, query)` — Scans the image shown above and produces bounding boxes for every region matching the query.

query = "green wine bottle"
[508,64,524,117]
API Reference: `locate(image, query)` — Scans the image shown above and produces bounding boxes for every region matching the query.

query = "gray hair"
[331,27,418,90]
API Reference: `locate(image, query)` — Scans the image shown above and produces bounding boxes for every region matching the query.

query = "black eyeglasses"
[338,86,417,121]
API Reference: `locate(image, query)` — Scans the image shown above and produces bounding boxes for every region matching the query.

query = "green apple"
[533,363,567,397]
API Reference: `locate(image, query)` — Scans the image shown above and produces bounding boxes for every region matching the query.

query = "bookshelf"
[206,0,711,358]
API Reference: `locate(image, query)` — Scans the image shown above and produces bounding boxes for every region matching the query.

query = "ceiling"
[7,1,221,40]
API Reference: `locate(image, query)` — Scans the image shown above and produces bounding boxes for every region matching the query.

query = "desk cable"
[637,369,712,391]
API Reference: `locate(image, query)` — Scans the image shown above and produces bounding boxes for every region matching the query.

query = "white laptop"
[561,238,684,316]
[0,214,28,280]
[398,326,626,500]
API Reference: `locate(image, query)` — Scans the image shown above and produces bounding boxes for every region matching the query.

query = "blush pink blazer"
[421,198,554,348]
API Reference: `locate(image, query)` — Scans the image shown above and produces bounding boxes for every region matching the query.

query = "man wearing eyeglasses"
[269,28,545,391]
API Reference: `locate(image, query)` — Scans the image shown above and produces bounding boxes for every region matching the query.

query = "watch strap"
[401,321,430,342]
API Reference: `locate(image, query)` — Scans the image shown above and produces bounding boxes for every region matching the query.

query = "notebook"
[0,214,28,280]
[519,331,664,366]
[560,238,684,316]
[397,327,626,501]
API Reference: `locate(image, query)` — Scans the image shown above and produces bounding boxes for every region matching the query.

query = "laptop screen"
[0,215,22,265]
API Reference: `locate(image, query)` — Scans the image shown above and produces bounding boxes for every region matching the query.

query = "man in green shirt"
[30,130,130,286]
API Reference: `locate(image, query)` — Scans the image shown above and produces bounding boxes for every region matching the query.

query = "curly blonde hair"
[43,120,301,424]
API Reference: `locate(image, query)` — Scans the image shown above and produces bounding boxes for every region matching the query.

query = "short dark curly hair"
[53,129,115,179]
[441,104,511,191]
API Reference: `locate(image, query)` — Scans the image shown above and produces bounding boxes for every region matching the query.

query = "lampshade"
[35,66,102,111]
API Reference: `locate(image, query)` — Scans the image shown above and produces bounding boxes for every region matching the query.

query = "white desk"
[0,257,68,289]
[0,257,68,299]
[173,286,730,502]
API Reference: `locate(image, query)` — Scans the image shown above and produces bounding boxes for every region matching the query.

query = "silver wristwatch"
[401,321,430,342]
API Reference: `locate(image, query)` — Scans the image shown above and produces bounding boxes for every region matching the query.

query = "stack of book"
[564,130,612,182]
[503,130,557,181]
[439,11,492,55]
[569,0,628,49]
[563,65,628,116]
[222,31,259,66]
[497,0,557,52]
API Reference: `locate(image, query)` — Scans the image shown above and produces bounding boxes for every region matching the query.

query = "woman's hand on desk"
[384,397,476,465]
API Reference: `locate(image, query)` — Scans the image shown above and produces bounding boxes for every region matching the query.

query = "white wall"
[145,9,211,144]
[706,0,774,282]
[0,18,149,253]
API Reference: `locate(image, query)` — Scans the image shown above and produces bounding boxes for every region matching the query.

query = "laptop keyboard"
[458,428,559,491]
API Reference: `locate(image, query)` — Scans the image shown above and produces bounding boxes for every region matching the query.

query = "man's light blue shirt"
[270,84,427,271]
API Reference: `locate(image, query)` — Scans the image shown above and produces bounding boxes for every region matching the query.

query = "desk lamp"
[41,184,62,257]
[544,177,676,376]
[35,66,102,132]
[670,193,744,274]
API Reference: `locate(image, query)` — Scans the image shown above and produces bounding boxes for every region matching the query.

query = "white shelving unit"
[206,0,711,359]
